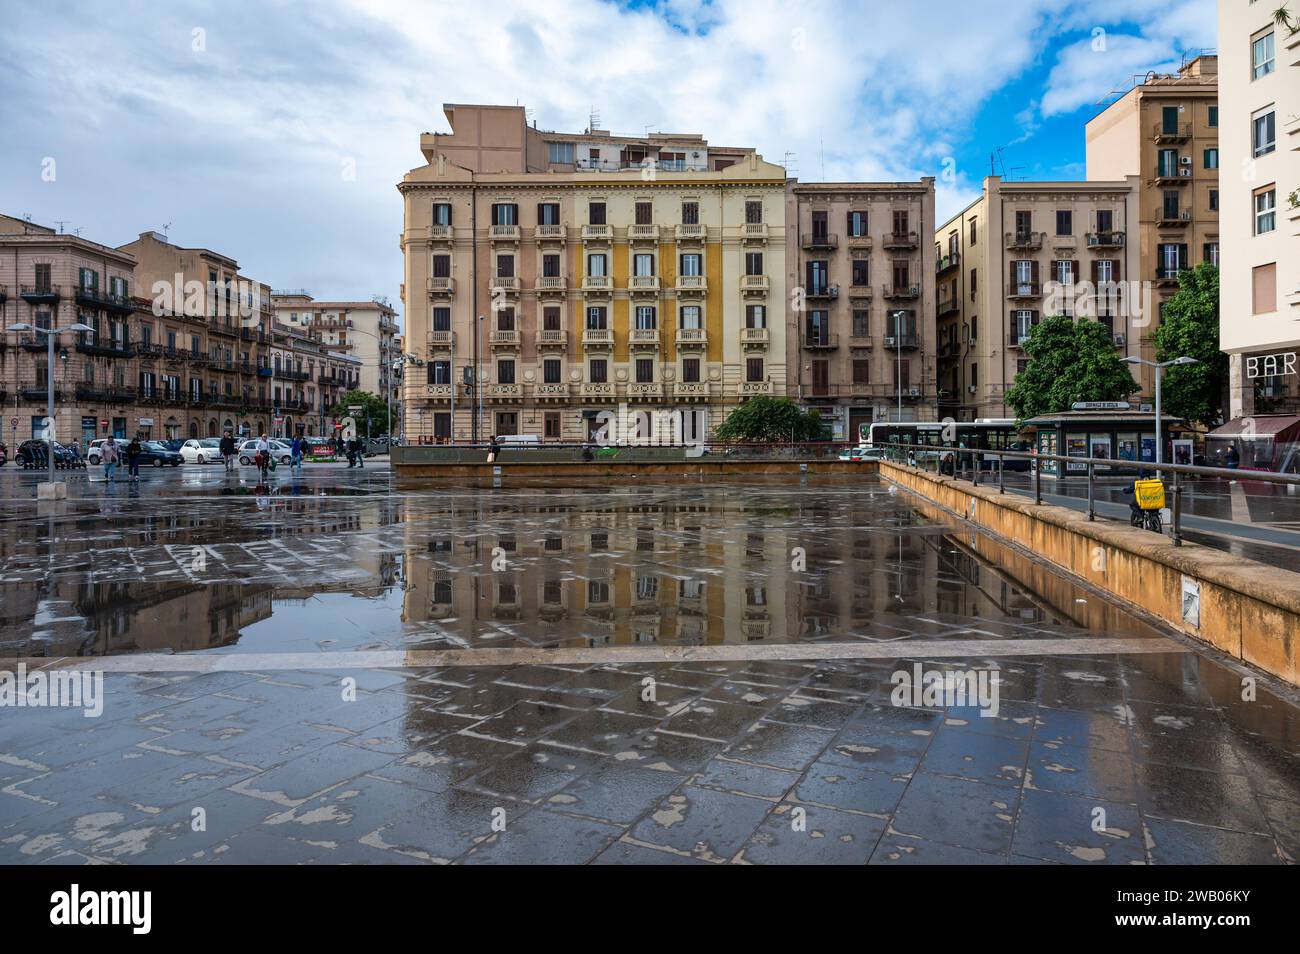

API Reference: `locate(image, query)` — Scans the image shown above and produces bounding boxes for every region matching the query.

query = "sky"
[0,0,1217,330]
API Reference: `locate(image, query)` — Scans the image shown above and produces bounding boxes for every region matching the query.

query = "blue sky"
[0,0,1218,323]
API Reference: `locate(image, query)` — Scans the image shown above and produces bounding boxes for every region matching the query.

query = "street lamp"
[891,309,905,424]
[390,352,424,444]
[4,320,94,495]
[1122,355,1199,467]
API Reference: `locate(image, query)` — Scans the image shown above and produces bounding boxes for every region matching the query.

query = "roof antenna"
[54,220,68,234]
[162,222,172,239]
[587,107,600,133]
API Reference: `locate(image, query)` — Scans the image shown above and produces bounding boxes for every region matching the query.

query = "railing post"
[1034,458,1042,505]
[1086,461,1095,521]
[998,455,1004,494]
[1172,470,1183,546]
[972,450,980,486]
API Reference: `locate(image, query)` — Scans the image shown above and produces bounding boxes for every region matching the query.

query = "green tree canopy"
[329,389,389,434]
[1006,315,1139,421]
[714,396,828,442]
[1153,263,1228,427]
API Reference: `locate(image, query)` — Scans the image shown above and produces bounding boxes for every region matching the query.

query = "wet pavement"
[0,464,1297,864]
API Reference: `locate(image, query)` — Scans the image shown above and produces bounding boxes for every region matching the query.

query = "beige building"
[1086,55,1220,398]
[934,177,1142,419]
[1218,3,1298,418]
[398,104,788,444]
[785,181,937,440]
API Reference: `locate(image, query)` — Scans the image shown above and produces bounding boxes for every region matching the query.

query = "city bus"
[862,419,1031,470]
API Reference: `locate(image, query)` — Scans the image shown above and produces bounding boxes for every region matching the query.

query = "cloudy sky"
[0,0,1217,329]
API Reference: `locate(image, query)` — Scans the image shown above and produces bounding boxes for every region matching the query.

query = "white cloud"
[1040,34,1182,116]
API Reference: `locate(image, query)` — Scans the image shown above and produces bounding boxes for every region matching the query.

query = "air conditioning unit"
[884,336,896,346]
[1113,333,1126,346]
[1179,168,1192,177]
[967,385,977,394]
[907,387,921,397]
[1179,156,1192,165]
[1181,210,1192,220]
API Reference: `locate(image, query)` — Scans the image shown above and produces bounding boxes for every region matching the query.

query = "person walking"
[354,436,365,469]
[125,435,144,482]
[255,432,271,480]
[220,431,237,473]
[101,436,120,482]
[486,434,500,463]
[290,434,304,474]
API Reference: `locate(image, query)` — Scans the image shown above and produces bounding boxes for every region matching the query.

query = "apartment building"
[398,104,787,443]
[1086,55,1220,399]
[934,177,1142,420]
[273,292,400,412]
[786,181,937,440]
[1218,2,1299,418]
[263,319,363,438]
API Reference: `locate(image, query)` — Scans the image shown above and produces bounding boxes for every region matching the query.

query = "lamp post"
[1122,355,1199,467]
[5,320,94,494]
[891,309,905,423]
[390,352,424,444]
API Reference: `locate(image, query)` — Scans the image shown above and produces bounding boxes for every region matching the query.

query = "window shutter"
[1031,310,1039,325]
[1030,260,1040,283]
[1009,261,1017,286]
[1111,258,1122,281]
[846,211,854,235]
[1091,260,1099,284]
[1070,260,1079,283]
[1178,244,1188,270]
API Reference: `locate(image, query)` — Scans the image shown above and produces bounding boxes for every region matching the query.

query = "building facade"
[1218,3,1298,418]
[934,177,1142,420]
[1086,55,1220,399]
[398,104,788,444]
[785,181,937,441]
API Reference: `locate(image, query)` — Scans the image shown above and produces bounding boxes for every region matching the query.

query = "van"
[496,434,541,449]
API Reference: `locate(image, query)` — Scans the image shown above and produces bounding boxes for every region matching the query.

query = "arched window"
[189,420,198,438]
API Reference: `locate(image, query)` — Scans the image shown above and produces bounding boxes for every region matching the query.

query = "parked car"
[180,438,226,464]
[15,440,84,469]
[138,441,183,467]
[237,439,292,466]
[838,445,891,462]
[159,439,185,452]
[0,441,7,466]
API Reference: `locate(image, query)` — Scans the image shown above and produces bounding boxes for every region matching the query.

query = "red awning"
[1209,416,1300,439]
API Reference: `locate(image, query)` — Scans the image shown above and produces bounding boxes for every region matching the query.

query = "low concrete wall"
[881,461,1300,686]
[393,458,876,480]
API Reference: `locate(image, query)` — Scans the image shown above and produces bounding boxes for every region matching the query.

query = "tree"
[714,396,828,442]
[1006,314,1139,421]
[1153,262,1228,426]
[329,389,388,436]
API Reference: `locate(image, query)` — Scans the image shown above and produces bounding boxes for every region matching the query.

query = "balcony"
[936,252,960,274]
[20,385,61,402]
[848,332,874,349]
[427,330,454,350]
[805,284,838,300]
[75,384,112,403]
[534,224,566,243]
[739,275,769,296]
[19,284,60,304]
[581,382,616,400]
[801,232,838,250]
[486,383,522,401]
[628,275,660,294]
[427,224,453,243]
[627,382,663,401]
[534,382,570,400]
[675,223,705,242]
[1156,210,1192,227]
[76,339,135,359]
[582,224,613,242]
[489,329,521,348]
[425,384,453,401]
[629,327,660,348]
[739,380,773,397]
[676,327,707,349]
[938,297,960,317]
[673,381,710,400]
[489,224,521,243]
[1152,122,1192,143]
[427,277,456,297]
[1005,231,1044,250]
[1006,282,1041,300]
[1086,231,1126,248]
[491,276,521,296]
[209,321,239,338]
[883,334,920,350]
[537,329,567,349]
[675,275,707,296]
[802,333,839,350]
[628,224,660,243]
[1154,267,1183,286]
[846,233,873,249]
[883,284,920,300]
[741,222,768,243]
[1007,333,1033,349]
[1154,164,1193,185]
[740,327,769,348]
[74,286,134,315]
[883,231,919,249]
[583,327,614,348]
[581,275,613,295]
[535,276,567,296]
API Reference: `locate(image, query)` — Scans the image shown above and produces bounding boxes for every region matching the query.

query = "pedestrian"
[335,434,346,458]
[101,436,119,482]
[219,431,237,473]
[354,437,364,469]
[70,438,82,466]
[255,432,271,480]
[125,435,144,481]
[1226,444,1239,469]
[486,434,500,463]
[290,434,304,473]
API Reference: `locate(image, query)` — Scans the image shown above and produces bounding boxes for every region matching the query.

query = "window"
[745,200,763,224]
[1208,105,1217,128]
[496,308,515,331]
[892,260,909,289]
[427,361,451,384]
[807,260,829,294]
[969,217,977,245]
[1014,210,1032,235]
[633,253,654,277]
[543,359,562,384]
[1253,108,1276,157]
[635,358,654,383]
[682,358,700,383]
[496,254,515,278]
[745,304,765,329]
[544,412,561,440]
[1203,242,1219,266]
[1158,148,1179,177]
[745,358,764,382]
[1055,210,1072,236]
[432,255,451,278]
[542,253,560,278]
[491,203,518,226]
[1255,187,1276,234]
[1252,263,1277,315]
[892,210,909,236]
[847,210,868,236]
[543,306,561,331]
[852,309,870,337]
[588,201,606,225]
[681,201,698,225]
[852,360,869,385]
[586,253,607,276]
[1209,189,1218,212]
[851,260,869,286]
[745,252,763,276]
[433,203,452,226]
[1162,190,1180,220]
[679,253,702,276]
[679,305,701,330]
[586,306,607,329]
[1203,147,1218,169]
[79,267,98,289]
[635,201,652,225]
[1252,30,1275,80]
[537,202,560,225]
[547,141,575,164]
[634,305,656,330]
[589,358,607,383]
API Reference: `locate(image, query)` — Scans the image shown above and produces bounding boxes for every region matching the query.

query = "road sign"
[9,418,16,429]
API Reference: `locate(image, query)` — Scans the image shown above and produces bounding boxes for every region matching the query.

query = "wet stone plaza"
[0,464,1298,864]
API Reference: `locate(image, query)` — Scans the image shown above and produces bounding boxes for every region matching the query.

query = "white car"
[838,445,891,462]
[180,438,226,464]
[237,439,293,466]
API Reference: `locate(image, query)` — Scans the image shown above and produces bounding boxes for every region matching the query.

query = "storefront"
[1024,406,1186,476]
[1206,415,1300,473]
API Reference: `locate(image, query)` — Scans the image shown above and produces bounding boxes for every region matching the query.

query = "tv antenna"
[782,151,798,176]
[587,107,600,133]
[162,222,172,239]
[54,220,68,234]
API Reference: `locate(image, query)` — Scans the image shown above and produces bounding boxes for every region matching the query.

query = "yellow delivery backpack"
[1133,478,1166,511]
